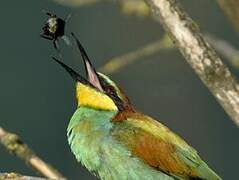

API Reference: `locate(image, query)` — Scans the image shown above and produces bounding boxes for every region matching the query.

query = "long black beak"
[52,57,90,86]
[71,32,103,91]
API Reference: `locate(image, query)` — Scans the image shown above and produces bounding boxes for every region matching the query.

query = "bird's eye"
[105,86,115,95]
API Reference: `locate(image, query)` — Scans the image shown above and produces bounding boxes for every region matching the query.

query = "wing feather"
[111,112,220,179]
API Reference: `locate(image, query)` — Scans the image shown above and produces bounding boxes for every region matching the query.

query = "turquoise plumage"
[67,107,174,180]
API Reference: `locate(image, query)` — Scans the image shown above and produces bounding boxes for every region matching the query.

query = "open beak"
[52,33,104,92]
[71,33,103,92]
[53,57,90,86]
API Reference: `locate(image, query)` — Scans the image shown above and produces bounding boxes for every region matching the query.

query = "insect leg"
[40,34,54,40]
[42,10,55,17]
[53,40,63,58]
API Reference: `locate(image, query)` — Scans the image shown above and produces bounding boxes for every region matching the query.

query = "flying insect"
[41,11,71,51]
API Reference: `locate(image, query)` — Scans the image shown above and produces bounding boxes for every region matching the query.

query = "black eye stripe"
[98,76,124,111]
[99,78,116,95]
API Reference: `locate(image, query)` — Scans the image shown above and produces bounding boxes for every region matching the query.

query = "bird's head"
[53,33,132,112]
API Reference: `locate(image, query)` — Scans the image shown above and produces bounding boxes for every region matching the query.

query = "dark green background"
[0,0,238,179]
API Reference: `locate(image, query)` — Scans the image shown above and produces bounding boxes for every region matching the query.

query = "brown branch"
[206,33,239,68]
[115,1,239,69]
[99,31,239,74]
[0,173,48,180]
[99,34,173,74]
[217,0,239,32]
[144,0,239,127]
[0,127,66,179]
[105,0,239,71]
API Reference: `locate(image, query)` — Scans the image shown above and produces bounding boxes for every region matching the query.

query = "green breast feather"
[67,107,175,180]
[67,107,221,180]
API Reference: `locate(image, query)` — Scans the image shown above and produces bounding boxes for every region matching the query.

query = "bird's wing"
[111,112,220,179]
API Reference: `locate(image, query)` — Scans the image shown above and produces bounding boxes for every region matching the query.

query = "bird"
[53,33,221,180]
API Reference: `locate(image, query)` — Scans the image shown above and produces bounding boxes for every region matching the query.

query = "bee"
[41,12,71,51]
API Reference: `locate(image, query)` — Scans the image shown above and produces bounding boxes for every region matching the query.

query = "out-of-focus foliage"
[52,0,150,17]
[52,0,102,7]
[217,0,239,32]
[119,0,150,17]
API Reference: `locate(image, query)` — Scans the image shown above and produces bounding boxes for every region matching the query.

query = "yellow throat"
[76,82,118,111]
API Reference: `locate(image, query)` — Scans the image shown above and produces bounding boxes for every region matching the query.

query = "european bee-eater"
[53,33,221,180]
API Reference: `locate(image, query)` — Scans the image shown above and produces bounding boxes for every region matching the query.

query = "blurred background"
[0,0,239,179]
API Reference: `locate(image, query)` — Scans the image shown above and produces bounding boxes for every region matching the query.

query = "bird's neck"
[68,106,118,131]
[67,107,118,172]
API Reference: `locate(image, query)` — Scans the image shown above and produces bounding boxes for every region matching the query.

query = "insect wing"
[61,35,72,46]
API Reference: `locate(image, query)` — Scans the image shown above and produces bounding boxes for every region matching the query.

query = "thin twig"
[0,173,48,180]
[0,127,66,179]
[144,0,239,127]
[115,1,239,69]
[99,34,173,74]
[99,31,239,74]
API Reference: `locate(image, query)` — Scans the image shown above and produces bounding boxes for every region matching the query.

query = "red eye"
[105,86,115,94]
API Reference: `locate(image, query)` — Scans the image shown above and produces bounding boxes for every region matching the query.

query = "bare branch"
[144,0,239,127]
[206,33,239,68]
[0,173,48,180]
[116,1,239,69]
[99,34,173,74]
[0,127,66,179]
[99,31,239,74]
